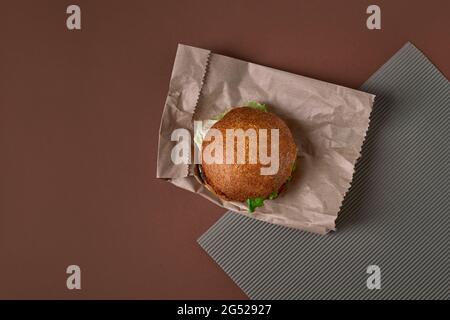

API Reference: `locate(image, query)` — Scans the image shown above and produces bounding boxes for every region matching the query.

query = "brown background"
[0,0,448,299]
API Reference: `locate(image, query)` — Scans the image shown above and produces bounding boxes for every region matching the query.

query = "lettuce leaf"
[212,111,228,120]
[247,197,265,213]
[246,160,297,212]
[268,191,278,200]
[287,160,297,182]
[247,191,278,212]
[246,101,268,112]
[292,160,297,172]
[247,191,277,212]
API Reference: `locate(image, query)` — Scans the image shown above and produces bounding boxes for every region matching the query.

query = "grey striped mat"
[198,43,450,300]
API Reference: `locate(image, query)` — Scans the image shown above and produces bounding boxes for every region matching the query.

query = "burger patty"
[201,107,298,202]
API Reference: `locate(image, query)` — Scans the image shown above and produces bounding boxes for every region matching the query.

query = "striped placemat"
[198,43,450,299]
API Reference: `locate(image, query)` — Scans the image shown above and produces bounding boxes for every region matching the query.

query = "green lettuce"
[246,101,268,112]
[247,192,278,212]
[268,191,278,200]
[212,111,228,120]
[246,160,296,212]
[247,197,265,213]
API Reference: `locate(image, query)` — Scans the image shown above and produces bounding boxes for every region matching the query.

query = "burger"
[198,102,298,212]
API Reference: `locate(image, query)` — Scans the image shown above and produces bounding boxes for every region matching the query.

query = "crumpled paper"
[157,44,375,234]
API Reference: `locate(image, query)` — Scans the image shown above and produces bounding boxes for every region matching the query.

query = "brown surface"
[0,0,448,299]
[202,107,297,202]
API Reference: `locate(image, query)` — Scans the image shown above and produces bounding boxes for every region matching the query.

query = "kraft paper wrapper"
[157,44,375,234]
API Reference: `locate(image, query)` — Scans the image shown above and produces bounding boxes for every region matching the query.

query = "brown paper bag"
[157,44,374,234]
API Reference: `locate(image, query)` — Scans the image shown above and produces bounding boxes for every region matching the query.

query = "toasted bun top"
[201,107,297,202]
